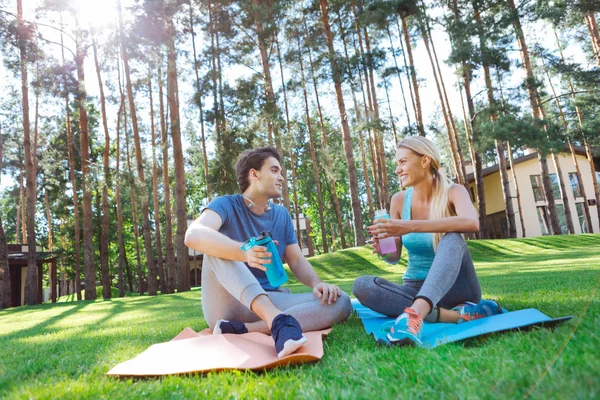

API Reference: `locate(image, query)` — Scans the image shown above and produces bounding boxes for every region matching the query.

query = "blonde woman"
[353,136,502,346]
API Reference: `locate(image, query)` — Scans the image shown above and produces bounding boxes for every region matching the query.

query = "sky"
[0,0,594,195]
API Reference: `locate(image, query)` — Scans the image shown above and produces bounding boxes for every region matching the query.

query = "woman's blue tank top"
[401,187,435,280]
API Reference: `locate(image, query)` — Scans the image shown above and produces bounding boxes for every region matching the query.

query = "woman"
[353,136,502,346]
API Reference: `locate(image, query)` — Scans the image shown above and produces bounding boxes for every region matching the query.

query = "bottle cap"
[258,231,272,240]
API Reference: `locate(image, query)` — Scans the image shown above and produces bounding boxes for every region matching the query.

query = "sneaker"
[270,314,308,358]
[213,319,248,335]
[386,308,423,346]
[457,299,503,322]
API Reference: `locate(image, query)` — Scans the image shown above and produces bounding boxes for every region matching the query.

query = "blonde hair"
[397,136,455,250]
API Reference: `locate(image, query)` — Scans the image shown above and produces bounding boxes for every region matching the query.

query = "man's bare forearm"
[184,224,246,261]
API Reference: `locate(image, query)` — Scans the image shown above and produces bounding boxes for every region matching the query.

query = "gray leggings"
[201,255,352,332]
[353,233,481,322]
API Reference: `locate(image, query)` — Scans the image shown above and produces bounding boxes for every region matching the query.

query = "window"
[530,175,545,202]
[575,202,588,233]
[569,173,583,198]
[555,204,568,234]
[537,206,550,235]
[596,171,600,184]
[549,173,562,200]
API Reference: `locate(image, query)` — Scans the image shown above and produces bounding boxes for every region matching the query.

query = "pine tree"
[506,0,561,234]
[319,0,365,246]
[92,31,112,299]
[17,0,39,305]
[118,0,158,295]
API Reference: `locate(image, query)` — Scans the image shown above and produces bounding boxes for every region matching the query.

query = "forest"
[0,0,599,307]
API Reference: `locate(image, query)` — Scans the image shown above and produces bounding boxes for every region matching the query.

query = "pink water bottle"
[374,209,397,255]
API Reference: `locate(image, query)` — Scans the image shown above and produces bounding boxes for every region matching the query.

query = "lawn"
[1,234,599,399]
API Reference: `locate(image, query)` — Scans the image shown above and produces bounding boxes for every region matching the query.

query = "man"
[185,147,352,358]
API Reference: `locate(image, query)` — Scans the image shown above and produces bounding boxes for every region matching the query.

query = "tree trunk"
[458,74,489,238]
[43,177,52,251]
[472,3,516,237]
[541,56,581,234]
[166,12,190,292]
[350,3,385,211]
[0,125,11,308]
[0,214,10,308]
[395,18,418,133]
[336,9,374,221]
[18,159,24,242]
[74,26,96,300]
[189,3,211,202]
[507,141,526,237]
[319,0,365,246]
[159,63,177,294]
[400,14,424,135]
[306,37,347,249]
[451,0,489,238]
[424,11,468,187]
[582,136,600,229]
[118,67,142,294]
[275,33,302,247]
[208,0,221,149]
[364,38,390,210]
[18,0,38,305]
[356,3,389,211]
[297,37,329,254]
[554,28,599,231]
[507,0,561,234]
[385,23,412,134]
[496,69,527,237]
[124,103,144,295]
[118,0,157,295]
[382,77,399,145]
[419,20,462,184]
[92,34,112,299]
[149,78,166,294]
[33,63,39,200]
[353,28,380,208]
[252,1,290,211]
[549,145,576,234]
[216,18,227,139]
[585,11,600,67]
[115,90,127,297]
[58,26,82,301]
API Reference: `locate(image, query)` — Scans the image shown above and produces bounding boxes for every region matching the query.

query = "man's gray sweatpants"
[353,233,482,322]
[202,255,352,332]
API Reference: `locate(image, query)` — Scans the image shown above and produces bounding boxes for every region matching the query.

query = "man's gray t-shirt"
[205,194,298,290]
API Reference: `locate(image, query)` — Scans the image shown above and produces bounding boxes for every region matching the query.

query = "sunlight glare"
[72,0,118,30]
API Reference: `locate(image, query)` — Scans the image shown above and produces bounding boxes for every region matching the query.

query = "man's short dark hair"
[235,146,281,192]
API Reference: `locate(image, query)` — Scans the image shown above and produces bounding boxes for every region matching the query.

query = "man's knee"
[335,291,353,322]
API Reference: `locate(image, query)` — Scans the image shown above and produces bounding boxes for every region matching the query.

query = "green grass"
[52,286,139,303]
[1,234,599,399]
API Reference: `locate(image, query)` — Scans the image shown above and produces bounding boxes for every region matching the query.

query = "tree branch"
[37,34,76,58]
[541,90,598,105]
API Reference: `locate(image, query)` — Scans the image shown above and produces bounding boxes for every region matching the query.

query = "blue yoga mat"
[352,299,572,349]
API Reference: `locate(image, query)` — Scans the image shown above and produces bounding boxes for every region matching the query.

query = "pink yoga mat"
[106,327,331,377]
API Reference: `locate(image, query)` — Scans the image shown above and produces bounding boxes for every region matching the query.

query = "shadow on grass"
[476,251,600,271]
[309,250,406,279]
[0,301,92,341]
[467,234,600,261]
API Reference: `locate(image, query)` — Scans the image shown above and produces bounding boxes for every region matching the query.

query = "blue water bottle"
[240,231,288,287]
